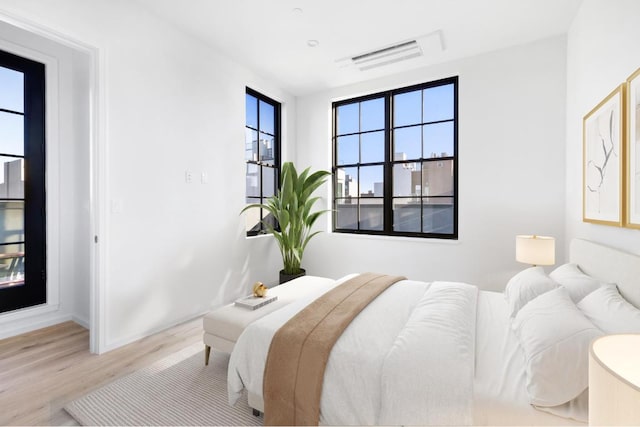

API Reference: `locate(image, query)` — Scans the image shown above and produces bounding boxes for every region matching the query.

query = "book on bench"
[234,295,278,310]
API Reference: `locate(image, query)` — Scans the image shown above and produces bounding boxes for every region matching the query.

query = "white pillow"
[549,263,608,303]
[577,284,640,333]
[504,267,558,318]
[512,287,602,407]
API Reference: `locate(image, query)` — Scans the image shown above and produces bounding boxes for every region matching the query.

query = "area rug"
[64,344,262,426]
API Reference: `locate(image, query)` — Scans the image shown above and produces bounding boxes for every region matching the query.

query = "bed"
[227,239,640,425]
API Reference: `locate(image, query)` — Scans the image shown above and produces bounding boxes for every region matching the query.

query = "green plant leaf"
[240,162,330,274]
[240,203,267,214]
[279,209,290,230]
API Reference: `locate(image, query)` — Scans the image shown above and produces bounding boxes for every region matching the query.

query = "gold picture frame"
[625,67,640,229]
[583,84,626,226]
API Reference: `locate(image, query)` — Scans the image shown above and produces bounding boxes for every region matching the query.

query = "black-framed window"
[0,49,47,313]
[245,88,281,236]
[332,76,458,239]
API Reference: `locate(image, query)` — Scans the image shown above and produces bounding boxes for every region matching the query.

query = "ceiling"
[135,0,582,96]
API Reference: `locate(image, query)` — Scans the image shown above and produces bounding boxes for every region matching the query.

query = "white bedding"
[228,275,478,425]
[474,290,585,425]
[227,276,587,426]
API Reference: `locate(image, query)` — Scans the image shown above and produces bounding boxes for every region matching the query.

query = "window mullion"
[356,167,361,231]
[332,106,337,230]
[420,89,424,233]
[383,93,392,234]
[275,100,281,190]
[256,101,262,231]
[453,81,459,238]
[357,102,361,231]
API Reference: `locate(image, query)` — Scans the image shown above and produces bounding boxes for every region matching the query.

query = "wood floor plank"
[0,317,204,426]
[0,329,89,380]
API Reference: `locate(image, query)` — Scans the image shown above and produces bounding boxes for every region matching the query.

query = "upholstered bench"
[203,275,334,365]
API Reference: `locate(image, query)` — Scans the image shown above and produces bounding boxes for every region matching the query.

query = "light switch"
[201,172,208,184]
[185,171,193,183]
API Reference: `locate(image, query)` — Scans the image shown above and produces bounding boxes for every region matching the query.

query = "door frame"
[0,11,107,353]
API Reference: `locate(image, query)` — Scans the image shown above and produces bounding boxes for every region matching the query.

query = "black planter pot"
[279,268,306,284]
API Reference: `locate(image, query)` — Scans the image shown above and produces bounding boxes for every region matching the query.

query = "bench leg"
[204,345,211,366]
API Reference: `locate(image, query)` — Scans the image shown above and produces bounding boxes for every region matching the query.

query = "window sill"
[245,232,273,240]
[328,230,461,245]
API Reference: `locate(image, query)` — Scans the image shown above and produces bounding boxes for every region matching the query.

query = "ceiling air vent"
[352,40,422,71]
[337,31,444,72]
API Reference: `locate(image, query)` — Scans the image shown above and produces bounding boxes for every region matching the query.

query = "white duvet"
[228,275,478,425]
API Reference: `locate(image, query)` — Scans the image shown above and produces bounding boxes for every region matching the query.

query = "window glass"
[335,166,358,198]
[259,100,274,134]
[245,94,257,129]
[393,90,421,127]
[423,84,454,122]
[393,198,421,233]
[423,122,454,158]
[360,98,384,132]
[245,129,257,162]
[0,113,24,156]
[0,67,23,113]
[259,132,275,164]
[360,131,385,164]
[359,165,383,197]
[245,197,262,232]
[423,197,454,234]
[337,135,359,166]
[0,243,24,288]
[245,163,260,197]
[336,199,358,230]
[360,199,383,231]
[0,201,24,244]
[422,160,454,197]
[262,167,275,198]
[394,126,421,160]
[337,103,359,135]
[393,162,420,197]
[0,156,24,199]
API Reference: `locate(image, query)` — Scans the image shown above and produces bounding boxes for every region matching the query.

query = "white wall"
[0,20,92,338]
[296,36,567,291]
[0,0,290,350]
[565,0,640,257]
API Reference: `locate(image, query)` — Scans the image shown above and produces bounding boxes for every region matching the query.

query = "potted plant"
[242,162,331,283]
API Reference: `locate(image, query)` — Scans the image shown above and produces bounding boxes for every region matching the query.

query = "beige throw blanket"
[263,273,405,426]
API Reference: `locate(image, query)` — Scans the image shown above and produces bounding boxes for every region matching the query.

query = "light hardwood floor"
[0,318,203,425]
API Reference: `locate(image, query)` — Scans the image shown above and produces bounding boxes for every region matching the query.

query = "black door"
[0,49,46,314]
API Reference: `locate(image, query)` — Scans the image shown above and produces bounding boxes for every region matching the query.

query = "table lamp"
[515,235,555,266]
[589,334,640,425]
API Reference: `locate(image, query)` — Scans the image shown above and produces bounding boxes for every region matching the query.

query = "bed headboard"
[570,238,640,309]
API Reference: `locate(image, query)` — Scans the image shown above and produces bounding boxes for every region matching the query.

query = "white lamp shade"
[589,334,640,425]
[515,235,555,266]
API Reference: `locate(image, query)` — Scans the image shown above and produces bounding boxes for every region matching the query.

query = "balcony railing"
[0,251,25,289]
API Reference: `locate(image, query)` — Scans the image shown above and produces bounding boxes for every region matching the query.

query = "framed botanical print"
[626,67,640,228]
[583,84,626,226]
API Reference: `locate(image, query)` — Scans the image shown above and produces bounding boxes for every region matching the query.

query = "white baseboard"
[72,314,90,329]
[102,310,209,354]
